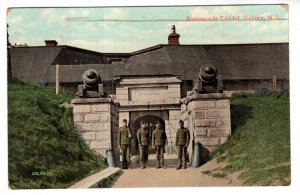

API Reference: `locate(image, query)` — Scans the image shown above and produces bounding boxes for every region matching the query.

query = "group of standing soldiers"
[118,119,190,170]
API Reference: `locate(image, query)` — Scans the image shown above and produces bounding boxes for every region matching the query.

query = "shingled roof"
[9,43,289,84]
[9,46,62,83]
[203,43,289,80]
[128,43,289,80]
[9,46,108,83]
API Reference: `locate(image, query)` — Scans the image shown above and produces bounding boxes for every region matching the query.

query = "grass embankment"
[8,79,106,189]
[212,93,290,185]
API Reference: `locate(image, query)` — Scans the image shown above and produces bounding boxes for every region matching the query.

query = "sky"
[6,5,288,53]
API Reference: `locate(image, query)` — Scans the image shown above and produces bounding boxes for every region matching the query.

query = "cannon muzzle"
[77,69,106,98]
[199,64,217,82]
[193,64,224,93]
[83,69,101,88]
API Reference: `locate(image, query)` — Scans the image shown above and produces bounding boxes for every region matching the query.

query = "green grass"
[212,172,227,178]
[212,92,290,185]
[202,169,227,179]
[8,78,107,189]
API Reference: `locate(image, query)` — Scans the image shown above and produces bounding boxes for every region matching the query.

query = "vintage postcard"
[6,4,290,189]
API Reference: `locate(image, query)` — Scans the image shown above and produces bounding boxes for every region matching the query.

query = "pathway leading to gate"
[111,154,243,188]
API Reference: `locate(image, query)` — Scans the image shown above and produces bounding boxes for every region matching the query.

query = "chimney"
[168,25,180,45]
[45,40,58,47]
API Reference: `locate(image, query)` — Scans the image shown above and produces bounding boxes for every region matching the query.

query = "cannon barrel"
[77,69,106,98]
[193,64,223,93]
[82,69,101,88]
[199,64,217,83]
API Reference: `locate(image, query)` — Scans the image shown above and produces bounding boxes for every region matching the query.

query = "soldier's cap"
[155,121,161,124]
[179,120,184,124]
[122,119,127,122]
[140,121,146,125]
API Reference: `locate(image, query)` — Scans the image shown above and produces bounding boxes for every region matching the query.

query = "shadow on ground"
[128,155,181,169]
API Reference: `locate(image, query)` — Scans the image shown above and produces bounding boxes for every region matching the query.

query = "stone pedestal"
[71,98,120,166]
[181,93,231,163]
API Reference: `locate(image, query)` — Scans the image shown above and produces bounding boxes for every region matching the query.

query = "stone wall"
[72,98,120,166]
[165,110,181,154]
[115,75,182,105]
[182,93,231,163]
[119,111,129,126]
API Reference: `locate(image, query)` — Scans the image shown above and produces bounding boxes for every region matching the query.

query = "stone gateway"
[72,66,231,168]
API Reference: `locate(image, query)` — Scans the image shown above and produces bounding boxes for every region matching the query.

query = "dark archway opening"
[131,115,165,155]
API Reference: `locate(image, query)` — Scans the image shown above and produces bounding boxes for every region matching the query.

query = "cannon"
[77,69,106,98]
[193,64,224,93]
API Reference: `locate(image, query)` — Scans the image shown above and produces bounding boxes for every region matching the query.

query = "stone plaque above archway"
[129,86,168,102]
[115,75,182,106]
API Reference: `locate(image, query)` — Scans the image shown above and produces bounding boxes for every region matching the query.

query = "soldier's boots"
[182,160,187,169]
[122,162,128,169]
[156,158,163,168]
[176,164,182,170]
[140,162,146,169]
[122,163,128,169]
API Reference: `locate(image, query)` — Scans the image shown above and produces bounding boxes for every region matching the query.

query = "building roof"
[9,46,108,83]
[51,46,109,65]
[9,46,62,83]
[128,43,289,80]
[9,43,289,84]
[202,43,289,80]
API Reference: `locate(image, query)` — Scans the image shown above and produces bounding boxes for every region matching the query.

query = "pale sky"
[7,5,288,53]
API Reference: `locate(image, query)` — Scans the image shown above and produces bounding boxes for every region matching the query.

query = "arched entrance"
[131,115,165,155]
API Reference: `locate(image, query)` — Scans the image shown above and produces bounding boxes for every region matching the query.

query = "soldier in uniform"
[136,121,150,169]
[118,119,132,169]
[175,120,190,170]
[152,121,168,168]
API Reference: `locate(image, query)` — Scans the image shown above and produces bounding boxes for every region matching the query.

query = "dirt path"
[111,154,243,188]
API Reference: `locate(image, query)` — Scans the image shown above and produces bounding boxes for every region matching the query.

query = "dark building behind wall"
[8,40,289,95]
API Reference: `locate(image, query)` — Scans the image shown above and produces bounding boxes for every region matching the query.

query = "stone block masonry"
[181,92,231,160]
[72,98,120,166]
[166,110,182,154]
